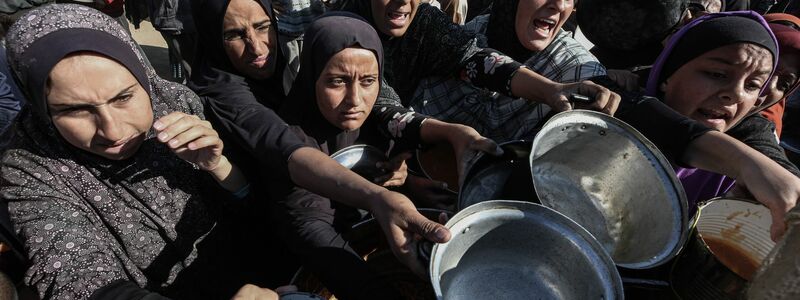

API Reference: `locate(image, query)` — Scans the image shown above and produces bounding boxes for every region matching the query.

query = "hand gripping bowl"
[529,110,689,269]
[429,200,624,300]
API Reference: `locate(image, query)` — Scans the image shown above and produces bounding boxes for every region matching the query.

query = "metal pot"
[330,144,388,182]
[458,140,537,211]
[429,200,624,300]
[415,143,459,193]
[670,198,775,300]
[530,110,689,269]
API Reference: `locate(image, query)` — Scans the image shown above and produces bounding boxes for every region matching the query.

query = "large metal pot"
[670,198,775,300]
[530,110,689,269]
[458,140,537,211]
[429,200,624,300]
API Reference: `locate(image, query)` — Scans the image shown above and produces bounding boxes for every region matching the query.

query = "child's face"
[660,43,773,132]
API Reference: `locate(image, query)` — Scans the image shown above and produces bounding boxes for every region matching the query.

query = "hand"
[735,156,800,241]
[369,190,451,278]
[403,175,457,210]
[230,284,279,300]
[153,112,223,171]
[375,152,412,187]
[546,81,621,115]
[606,69,641,92]
[444,124,504,184]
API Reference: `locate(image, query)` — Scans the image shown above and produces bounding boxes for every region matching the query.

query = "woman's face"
[371,0,420,38]
[47,53,153,160]
[222,0,278,80]
[316,48,380,131]
[660,43,773,132]
[516,0,575,52]
[759,52,800,110]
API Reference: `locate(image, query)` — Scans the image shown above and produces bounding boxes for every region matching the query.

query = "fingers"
[375,153,411,187]
[274,285,298,294]
[470,137,503,156]
[230,284,279,300]
[377,152,412,171]
[575,80,621,115]
[155,113,220,151]
[406,210,451,243]
[770,208,788,242]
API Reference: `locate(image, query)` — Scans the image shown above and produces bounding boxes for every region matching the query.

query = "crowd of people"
[0,0,799,299]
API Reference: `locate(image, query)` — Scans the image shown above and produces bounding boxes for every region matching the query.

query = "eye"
[745,80,764,92]
[57,107,91,117]
[361,77,377,86]
[111,94,134,106]
[777,75,798,92]
[223,30,245,41]
[705,71,726,79]
[256,23,271,32]
[329,78,346,86]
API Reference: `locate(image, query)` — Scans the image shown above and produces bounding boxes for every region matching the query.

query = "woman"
[645,12,795,218]
[190,0,500,276]
[2,4,286,299]
[273,13,412,298]
[758,13,800,137]
[335,0,620,115]
[410,0,607,142]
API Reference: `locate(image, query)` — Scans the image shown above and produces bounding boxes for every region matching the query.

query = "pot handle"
[417,239,434,274]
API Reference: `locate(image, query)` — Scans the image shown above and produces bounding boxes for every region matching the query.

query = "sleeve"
[200,93,306,178]
[371,79,428,152]
[727,115,800,177]
[0,65,21,134]
[411,5,522,96]
[90,280,170,300]
[589,75,714,164]
[459,48,525,97]
[2,163,141,299]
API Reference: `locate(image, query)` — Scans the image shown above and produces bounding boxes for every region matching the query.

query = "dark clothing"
[728,115,800,177]
[338,2,524,104]
[274,14,407,299]
[0,45,23,144]
[3,5,290,299]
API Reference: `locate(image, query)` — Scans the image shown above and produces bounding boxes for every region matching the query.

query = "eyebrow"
[705,57,772,75]
[223,19,271,35]
[49,84,137,110]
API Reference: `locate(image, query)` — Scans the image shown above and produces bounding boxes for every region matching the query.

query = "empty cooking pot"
[530,110,689,269]
[429,200,623,299]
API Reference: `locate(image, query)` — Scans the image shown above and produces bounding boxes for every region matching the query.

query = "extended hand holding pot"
[369,189,451,278]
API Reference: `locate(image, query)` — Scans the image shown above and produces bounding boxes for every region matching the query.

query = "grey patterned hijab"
[2,4,220,299]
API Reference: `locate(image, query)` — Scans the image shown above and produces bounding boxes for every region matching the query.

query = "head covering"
[646,12,778,98]
[189,0,286,109]
[484,0,529,62]
[280,12,383,146]
[577,0,688,51]
[769,23,800,96]
[2,4,220,298]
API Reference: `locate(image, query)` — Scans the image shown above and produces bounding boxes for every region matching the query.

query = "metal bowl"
[280,292,326,300]
[671,198,775,300]
[429,200,623,300]
[530,110,688,269]
[330,144,388,182]
[458,140,537,211]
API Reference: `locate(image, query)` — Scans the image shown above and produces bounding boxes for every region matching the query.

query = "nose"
[344,82,364,108]
[95,107,125,142]
[244,30,267,57]
[548,0,571,11]
[717,79,748,106]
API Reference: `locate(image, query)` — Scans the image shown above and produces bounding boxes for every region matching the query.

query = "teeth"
[540,19,556,25]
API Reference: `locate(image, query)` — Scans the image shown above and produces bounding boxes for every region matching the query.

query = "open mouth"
[387,10,411,28]
[697,107,733,125]
[532,18,557,36]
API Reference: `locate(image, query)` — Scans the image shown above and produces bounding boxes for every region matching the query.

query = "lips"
[387,10,410,28]
[249,55,268,68]
[695,107,734,129]
[341,110,364,120]
[532,18,557,36]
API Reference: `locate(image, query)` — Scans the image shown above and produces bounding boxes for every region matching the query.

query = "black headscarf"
[280,12,384,151]
[189,0,286,109]
[485,0,531,63]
